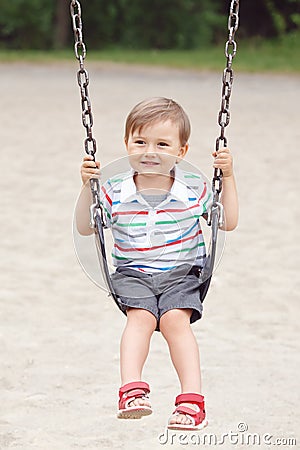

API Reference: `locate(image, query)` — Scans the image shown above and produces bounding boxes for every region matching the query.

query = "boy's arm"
[219,174,238,231]
[75,184,94,236]
[212,148,239,231]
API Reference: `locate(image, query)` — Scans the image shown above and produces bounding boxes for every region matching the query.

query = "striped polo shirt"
[100,165,212,273]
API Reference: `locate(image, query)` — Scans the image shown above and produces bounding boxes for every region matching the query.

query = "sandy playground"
[0,61,299,449]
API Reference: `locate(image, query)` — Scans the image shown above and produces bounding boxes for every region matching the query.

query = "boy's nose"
[144,151,157,159]
[144,144,156,155]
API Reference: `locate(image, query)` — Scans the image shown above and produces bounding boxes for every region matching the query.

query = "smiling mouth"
[141,161,160,166]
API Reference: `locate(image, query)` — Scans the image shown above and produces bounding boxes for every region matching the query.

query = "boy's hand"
[81,155,101,185]
[212,148,233,178]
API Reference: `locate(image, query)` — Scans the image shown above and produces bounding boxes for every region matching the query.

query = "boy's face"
[125,120,188,176]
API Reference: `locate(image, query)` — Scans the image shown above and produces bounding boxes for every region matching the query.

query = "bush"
[0,0,299,50]
[0,0,54,49]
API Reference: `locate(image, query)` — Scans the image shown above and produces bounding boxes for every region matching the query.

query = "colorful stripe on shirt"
[100,166,212,273]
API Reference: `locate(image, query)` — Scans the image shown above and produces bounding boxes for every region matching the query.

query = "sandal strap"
[119,381,150,400]
[175,392,205,409]
[172,401,206,428]
[174,405,199,417]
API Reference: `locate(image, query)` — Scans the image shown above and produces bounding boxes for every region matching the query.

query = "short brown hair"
[125,97,191,146]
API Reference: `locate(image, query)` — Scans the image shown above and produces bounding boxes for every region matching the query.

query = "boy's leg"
[159,308,202,426]
[120,307,157,407]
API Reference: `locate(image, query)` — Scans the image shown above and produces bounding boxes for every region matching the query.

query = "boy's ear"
[124,136,128,146]
[179,143,189,158]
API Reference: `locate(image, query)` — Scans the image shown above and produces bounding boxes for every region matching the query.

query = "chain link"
[70,0,102,218]
[70,0,96,158]
[212,0,240,201]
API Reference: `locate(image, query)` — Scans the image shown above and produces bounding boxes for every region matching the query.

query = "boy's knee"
[126,307,157,331]
[159,308,192,334]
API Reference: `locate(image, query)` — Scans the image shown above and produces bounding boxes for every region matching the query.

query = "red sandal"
[117,381,152,419]
[167,393,208,431]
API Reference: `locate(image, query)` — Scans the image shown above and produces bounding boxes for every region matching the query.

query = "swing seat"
[89,185,223,308]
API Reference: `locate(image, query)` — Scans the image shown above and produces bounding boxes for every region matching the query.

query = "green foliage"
[0,0,54,49]
[265,0,286,35]
[263,0,300,36]
[0,0,299,50]
[82,0,225,50]
[291,13,300,26]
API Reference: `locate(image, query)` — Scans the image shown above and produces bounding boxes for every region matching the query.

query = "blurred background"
[0,0,299,72]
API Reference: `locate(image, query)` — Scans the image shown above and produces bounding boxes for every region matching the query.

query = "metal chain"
[70,0,97,157]
[70,0,102,223]
[212,0,240,202]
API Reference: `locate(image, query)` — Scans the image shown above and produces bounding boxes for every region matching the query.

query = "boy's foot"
[168,402,199,426]
[126,396,151,409]
[167,393,208,431]
[117,381,152,419]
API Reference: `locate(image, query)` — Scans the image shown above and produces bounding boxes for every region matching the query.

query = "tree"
[54,0,70,49]
[0,0,299,50]
[0,0,53,49]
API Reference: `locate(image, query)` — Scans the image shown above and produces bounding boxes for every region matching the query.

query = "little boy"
[78,97,238,430]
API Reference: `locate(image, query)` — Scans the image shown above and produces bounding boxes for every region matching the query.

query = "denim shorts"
[110,264,204,331]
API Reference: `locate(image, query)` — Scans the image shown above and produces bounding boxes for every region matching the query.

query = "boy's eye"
[158,142,168,147]
[135,140,145,145]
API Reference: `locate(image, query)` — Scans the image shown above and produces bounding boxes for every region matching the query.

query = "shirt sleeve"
[100,179,113,228]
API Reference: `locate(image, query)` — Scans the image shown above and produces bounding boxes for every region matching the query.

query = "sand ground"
[0,62,299,449]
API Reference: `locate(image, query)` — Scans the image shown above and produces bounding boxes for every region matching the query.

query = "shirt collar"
[169,165,190,203]
[119,168,137,203]
[119,165,189,204]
